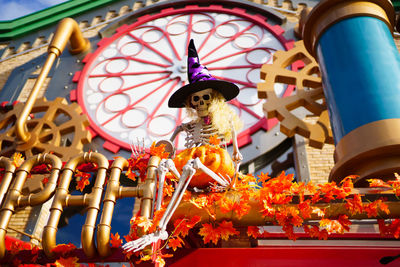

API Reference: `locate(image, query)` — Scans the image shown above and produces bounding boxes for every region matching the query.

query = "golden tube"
[82,153,108,258]
[0,157,16,207]
[18,154,62,207]
[119,185,143,198]
[42,152,108,258]
[172,190,400,225]
[97,157,128,257]
[140,156,160,220]
[0,153,61,259]
[16,18,90,143]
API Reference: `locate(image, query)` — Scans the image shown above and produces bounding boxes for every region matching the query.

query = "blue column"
[317,16,400,143]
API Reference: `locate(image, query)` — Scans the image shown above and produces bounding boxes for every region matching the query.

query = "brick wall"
[7,207,34,239]
[301,116,334,184]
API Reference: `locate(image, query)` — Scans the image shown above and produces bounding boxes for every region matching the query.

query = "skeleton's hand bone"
[122,230,168,252]
[232,151,243,163]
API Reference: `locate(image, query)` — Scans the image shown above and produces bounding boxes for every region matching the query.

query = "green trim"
[393,0,400,11]
[0,0,126,41]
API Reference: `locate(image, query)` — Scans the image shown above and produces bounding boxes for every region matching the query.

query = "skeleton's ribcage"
[183,122,225,148]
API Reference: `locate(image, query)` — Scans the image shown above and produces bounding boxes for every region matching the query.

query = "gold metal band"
[330,119,400,185]
[303,0,394,57]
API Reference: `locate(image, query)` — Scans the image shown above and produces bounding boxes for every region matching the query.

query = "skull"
[190,88,213,117]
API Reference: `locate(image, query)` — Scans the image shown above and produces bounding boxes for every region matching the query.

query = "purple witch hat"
[168,39,239,108]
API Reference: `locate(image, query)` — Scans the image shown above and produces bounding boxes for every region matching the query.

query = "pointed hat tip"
[188,39,198,58]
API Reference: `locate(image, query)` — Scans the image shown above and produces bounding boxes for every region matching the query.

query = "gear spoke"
[0,97,90,160]
[258,40,333,148]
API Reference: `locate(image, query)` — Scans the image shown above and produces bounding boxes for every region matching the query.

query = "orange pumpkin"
[173,145,235,188]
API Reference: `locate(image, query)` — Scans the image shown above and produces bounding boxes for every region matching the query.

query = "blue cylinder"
[316,16,400,143]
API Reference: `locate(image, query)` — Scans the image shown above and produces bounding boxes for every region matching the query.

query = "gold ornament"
[0,97,91,161]
[257,40,333,149]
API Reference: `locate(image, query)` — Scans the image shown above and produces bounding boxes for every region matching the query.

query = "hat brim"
[168,80,239,108]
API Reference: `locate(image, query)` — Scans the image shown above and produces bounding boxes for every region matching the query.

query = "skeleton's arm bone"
[155,162,168,212]
[192,158,229,187]
[231,121,243,164]
[170,124,184,143]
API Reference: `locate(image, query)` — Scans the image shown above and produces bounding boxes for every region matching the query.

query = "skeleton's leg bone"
[192,158,229,187]
[159,161,196,230]
[165,159,181,180]
[157,161,196,229]
[155,160,168,212]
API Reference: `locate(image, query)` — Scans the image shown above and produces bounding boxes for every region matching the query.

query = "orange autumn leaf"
[51,243,77,257]
[345,194,363,215]
[219,197,235,213]
[234,201,251,219]
[12,153,24,168]
[218,220,239,241]
[209,134,221,146]
[173,216,201,237]
[189,195,209,209]
[76,175,90,192]
[304,225,328,240]
[168,236,184,251]
[75,170,91,179]
[258,172,271,185]
[367,179,391,188]
[199,223,220,245]
[150,142,169,159]
[312,207,325,217]
[163,182,175,197]
[126,167,137,181]
[261,200,276,218]
[247,226,260,239]
[364,199,390,218]
[136,216,153,232]
[388,179,400,196]
[320,215,351,234]
[298,200,312,219]
[340,175,357,192]
[55,256,79,267]
[110,232,122,248]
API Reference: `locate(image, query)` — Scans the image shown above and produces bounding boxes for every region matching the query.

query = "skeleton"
[123,88,242,253]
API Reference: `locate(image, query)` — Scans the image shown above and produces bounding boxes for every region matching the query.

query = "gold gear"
[257,40,333,149]
[0,97,91,161]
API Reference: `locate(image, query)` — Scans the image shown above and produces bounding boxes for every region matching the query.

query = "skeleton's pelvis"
[174,145,234,188]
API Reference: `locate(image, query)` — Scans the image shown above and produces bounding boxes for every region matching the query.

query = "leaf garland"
[128,170,400,266]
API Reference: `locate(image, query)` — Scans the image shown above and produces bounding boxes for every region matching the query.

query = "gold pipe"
[0,153,61,259]
[42,152,108,258]
[0,157,16,207]
[16,18,90,143]
[18,154,62,207]
[97,157,129,257]
[119,185,143,198]
[172,191,400,225]
[140,156,160,220]
[7,226,42,242]
[82,153,108,258]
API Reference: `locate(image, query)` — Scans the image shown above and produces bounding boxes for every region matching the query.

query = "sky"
[0,0,69,21]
